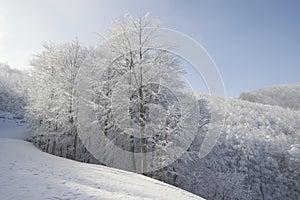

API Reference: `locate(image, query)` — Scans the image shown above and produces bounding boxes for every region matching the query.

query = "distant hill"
[239,84,300,110]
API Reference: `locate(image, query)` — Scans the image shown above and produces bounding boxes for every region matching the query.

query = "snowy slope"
[0,111,30,140]
[0,125,204,199]
[239,84,300,110]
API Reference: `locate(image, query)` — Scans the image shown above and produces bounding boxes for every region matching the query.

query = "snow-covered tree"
[82,14,197,175]
[26,40,89,159]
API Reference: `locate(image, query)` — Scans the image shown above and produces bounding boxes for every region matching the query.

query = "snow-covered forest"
[0,63,26,118]
[1,14,300,200]
[240,85,300,111]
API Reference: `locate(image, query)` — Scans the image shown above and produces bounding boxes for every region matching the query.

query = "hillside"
[239,84,300,110]
[0,120,204,200]
[31,93,300,199]
[156,94,300,199]
[1,60,299,199]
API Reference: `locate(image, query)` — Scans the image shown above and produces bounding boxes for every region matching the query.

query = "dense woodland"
[0,15,299,200]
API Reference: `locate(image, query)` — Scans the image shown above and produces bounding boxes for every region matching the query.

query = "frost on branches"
[75,14,200,175]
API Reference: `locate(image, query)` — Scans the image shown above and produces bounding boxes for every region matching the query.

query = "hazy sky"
[0,0,299,96]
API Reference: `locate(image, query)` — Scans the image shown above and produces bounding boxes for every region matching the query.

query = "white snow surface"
[0,119,204,200]
[0,112,30,140]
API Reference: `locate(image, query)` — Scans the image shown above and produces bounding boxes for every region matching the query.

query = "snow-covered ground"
[0,112,30,140]
[0,116,204,200]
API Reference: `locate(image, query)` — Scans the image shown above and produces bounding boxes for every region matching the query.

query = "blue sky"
[0,0,299,96]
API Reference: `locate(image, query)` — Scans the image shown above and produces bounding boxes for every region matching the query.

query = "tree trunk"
[73,126,78,160]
